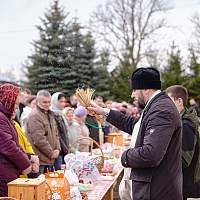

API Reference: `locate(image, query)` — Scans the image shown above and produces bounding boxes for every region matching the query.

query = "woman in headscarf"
[0,83,32,196]
[62,107,79,152]
[73,106,91,152]
[50,92,69,170]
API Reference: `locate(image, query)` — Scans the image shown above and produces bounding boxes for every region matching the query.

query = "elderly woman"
[0,83,32,196]
[50,92,69,170]
[62,107,80,153]
[73,106,91,152]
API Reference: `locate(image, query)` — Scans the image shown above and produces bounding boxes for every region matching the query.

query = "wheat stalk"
[75,88,104,125]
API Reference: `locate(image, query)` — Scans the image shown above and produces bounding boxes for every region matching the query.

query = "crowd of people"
[0,67,200,200]
[0,81,140,197]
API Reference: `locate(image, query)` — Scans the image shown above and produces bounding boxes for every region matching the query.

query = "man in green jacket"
[166,85,200,200]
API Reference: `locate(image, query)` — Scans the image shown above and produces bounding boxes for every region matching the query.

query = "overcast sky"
[0,0,200,79]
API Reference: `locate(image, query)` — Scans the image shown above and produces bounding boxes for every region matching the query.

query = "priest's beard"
[137,91,146,109]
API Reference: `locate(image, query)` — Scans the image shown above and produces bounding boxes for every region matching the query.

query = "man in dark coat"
[189,98,200,119]
[166,85,200,200]
[88,67,183,200]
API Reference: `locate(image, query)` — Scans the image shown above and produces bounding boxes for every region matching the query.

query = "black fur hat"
[131,67,161,90]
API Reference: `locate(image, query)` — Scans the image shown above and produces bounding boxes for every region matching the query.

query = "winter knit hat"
[0,83,20,113]
[74,106,87,117]
[131,67,161,90]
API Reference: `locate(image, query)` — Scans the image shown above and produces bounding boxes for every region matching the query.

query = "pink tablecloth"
[87,180,114,200]
[87,168,123,200]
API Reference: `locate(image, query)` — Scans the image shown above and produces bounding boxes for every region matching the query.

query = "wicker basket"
[70,137,104,172]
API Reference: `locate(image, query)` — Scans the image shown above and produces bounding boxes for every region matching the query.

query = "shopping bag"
[45,172,70,200]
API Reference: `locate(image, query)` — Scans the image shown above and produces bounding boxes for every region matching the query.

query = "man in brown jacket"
[26,90,60,174]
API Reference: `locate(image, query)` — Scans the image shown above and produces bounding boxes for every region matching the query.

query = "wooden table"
[87,168,124,200]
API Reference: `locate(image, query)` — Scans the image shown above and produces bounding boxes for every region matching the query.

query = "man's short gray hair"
[36,90,51,98]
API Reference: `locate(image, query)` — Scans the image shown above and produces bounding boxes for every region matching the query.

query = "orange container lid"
[108,132,123,136]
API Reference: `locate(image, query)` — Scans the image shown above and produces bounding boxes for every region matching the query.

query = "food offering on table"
[112,146,122,158]
[64,152,101,183]
[100,142,122,159]
[75,88,104,125]
[78,182,93,192]
[64,152,98,200]
[80,191,89,200]
[99,143,123,176]
[69,137,105,173]
[101,159,116,173]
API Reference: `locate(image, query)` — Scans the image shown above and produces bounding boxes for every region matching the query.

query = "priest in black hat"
[88,67,182,200]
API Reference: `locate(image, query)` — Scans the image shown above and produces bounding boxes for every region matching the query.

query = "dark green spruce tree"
[93,49,111,100]
[109,53,133,102]
[26,0,74,94]
[69,22,111,98]
[26,1,111,97]
[186,47,200,101]
[161,42,185,90]
[69,22,96,89]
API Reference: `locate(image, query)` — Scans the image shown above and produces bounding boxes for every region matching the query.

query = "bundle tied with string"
[75,88,104,125]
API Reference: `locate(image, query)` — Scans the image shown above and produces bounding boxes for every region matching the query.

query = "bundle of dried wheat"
[75,88,95,107]
[75,88,104,125]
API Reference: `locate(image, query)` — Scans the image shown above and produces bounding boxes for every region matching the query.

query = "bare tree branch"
[190,13,200,55]
[91,0,171,70]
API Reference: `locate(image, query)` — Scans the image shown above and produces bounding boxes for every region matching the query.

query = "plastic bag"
[64,152,101,183]
[70,186,82,200]
[45,172,70,200]
[64,169,81,200]
[64,169,79,185]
